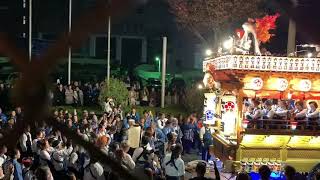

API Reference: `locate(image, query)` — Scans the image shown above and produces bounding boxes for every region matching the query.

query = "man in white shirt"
[19,126,33,157]
[157,113,168,129]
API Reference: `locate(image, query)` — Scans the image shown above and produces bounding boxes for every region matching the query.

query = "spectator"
[259,165,271,180]
[143,110,153,130]
[19,126,33,158]
[163,144,185,180]
[140,87,149,106]
[157,113,167,130]
[128,108,140,124]
[132,136,152,165]
[35,166,54,180]
[120,142,135,170]
[22,157,34,180]
[149,88,157,107]
[0,108,8,125]
[284,165,296,180]
[189,161,219,180]
[65,85,74,105]
[172,118,183,144]
[55,84,65,106]
[129,87,137,106]
[0,145,7,167]
[5,148,23,180]
[163,119,173,137]
[181,118,194,154]
[236,172,250,180]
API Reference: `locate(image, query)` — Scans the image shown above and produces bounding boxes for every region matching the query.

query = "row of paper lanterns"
[244,77,312,92]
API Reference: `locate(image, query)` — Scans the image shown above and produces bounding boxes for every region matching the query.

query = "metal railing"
[203,55,320,73]
[244,119,320,135]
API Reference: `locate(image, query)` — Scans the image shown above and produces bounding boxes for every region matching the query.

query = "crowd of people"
[0,77,185,111]
[0,98,220,180]
[244,98,320,129]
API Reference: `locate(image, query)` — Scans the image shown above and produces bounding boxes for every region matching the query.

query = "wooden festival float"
[202,14,320,173]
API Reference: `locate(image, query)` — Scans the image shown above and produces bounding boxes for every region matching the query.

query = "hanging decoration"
[252,77,264,90]
[224,101,236,112]
[203,72,215,89]
[298,79,312,92]
[277,78,289,91]
[255,13,280,44]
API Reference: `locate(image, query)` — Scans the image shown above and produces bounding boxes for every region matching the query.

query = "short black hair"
[195,162,206,177]
[236,172,250,180]
[259,165,271,180]
[284,165,296,180]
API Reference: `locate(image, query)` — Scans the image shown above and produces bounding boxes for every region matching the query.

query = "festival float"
[202,14,320,173]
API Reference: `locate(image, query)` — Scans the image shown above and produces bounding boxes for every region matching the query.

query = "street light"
[155,56,160,72]
[307,52,313,58]
[205,49,213,56]
[198,84,203,89]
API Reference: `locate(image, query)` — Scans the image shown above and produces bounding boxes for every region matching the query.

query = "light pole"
[67,0,72,85]
[161,37,167,108]
[107,16,111,87]
[28,0,32,61]
[155,56,160,72]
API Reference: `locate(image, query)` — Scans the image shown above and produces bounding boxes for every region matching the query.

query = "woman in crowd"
[141,87,149,106]
[163,144,185,180]
[65,85,74,105]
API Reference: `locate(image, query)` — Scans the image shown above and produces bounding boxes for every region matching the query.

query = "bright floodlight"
[307,52,313,58]
[223,37,233,50]
[198,84,203,89]
[205,49,213,56]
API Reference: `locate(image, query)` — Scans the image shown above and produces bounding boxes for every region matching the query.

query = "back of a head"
[284,165,296,180]
[236,172,250,180]
[171,144,183,159]
[259,165,271,180]
[195,162,206,177]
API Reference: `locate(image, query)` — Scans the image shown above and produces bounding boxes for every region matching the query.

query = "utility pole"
[161,37,167,108]
[67,0,72,85]
[107,16,111,86]
[28,0,32,61]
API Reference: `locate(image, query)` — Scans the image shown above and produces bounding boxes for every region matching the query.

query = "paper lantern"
[290,121,298,130]
[298,79,312,92]
[242,119,250,129]
[251,77,263,90]
[277,78,288,91]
